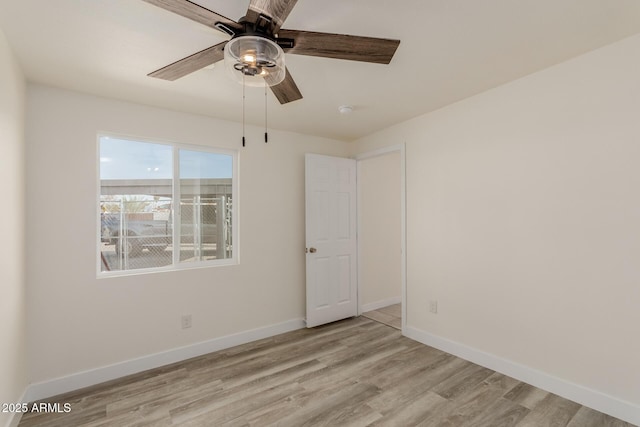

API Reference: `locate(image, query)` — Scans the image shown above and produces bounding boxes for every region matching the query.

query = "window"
[98,136,237,275]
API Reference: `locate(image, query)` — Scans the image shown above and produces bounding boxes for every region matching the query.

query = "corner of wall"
[404,326,640,426]
[0,26,28,427]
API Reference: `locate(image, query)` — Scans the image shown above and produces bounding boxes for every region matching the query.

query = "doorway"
[356,145,406,331]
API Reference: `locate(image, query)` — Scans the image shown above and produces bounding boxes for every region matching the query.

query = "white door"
[305,154,357,328]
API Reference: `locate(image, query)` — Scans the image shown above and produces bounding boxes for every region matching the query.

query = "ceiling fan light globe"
[224,36,285,87]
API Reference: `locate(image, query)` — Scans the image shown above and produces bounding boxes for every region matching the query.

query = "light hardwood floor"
[362,304,401,330]
[19,317,634,426]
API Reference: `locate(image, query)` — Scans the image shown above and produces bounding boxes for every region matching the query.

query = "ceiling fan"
[143,0,401,104]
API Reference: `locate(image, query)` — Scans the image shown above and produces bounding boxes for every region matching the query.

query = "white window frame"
[96,133,239,278]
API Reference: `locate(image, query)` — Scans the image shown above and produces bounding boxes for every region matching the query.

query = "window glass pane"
[98,137,236,276]
[99,137,173,272]
[179,150,233,263]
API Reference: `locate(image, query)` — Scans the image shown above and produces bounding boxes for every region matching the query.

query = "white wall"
[351,34,640,423]
[359,152,402,309]
[0,29,27,427]
[25,85,347,388]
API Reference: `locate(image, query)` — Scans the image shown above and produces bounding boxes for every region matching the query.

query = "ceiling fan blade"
[278,30,400,64]
[143,0,242,34]
[266,68,303,104]
[245,0,298,32]
[148,41,227,81]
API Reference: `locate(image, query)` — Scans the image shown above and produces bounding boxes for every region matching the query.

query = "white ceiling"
[2,0,640,141]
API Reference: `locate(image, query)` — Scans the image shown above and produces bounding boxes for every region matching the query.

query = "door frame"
[355,143,407,333]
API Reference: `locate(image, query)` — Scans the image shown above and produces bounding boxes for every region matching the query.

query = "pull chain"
[242,73,246,147]
[264,82,268,143]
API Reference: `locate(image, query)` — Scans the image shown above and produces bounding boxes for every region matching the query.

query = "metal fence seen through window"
[100,196,232,272]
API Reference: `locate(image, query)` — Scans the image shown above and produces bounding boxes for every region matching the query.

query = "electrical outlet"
[181,314,192,329]
[429,300,438,314]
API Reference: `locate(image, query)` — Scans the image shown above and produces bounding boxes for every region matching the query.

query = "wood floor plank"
[238,376,365,426]
[406,372,519,426]
[367,355,467,414]
[298,342,410,394]
[175,382,306,426]
[369,391,450,426]
[515,393,582,427]
[18,317,636,427]
[105,380,222,419]
[504,381,550,410]
[361,310,400,329]
[459,397,530,427]
[362,304,402,330]
[566,406,636,427]
[169,360,324,424]
[440,373,523,423]
[431,362,495,400]
[188,361,329,427]
[378,303,402,318]
[358,345,450,390]
[264,382,381,427]
[84,407,171,427]
[18,405,107,427]
[187,328,346,379]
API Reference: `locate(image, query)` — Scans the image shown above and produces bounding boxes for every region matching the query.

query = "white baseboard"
[361,296,401,313]
[24,318,305,403]
[404,326,640,426]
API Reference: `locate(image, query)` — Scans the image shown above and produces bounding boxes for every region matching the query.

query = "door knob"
[309,247,317,253]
